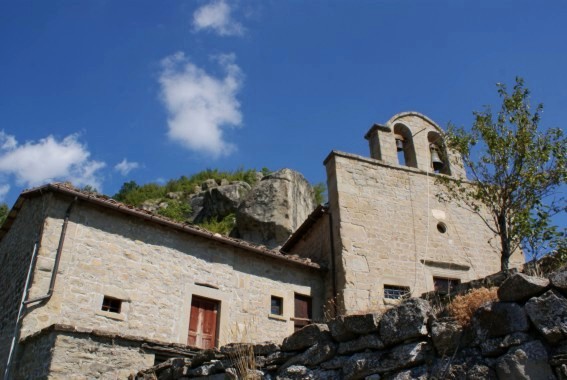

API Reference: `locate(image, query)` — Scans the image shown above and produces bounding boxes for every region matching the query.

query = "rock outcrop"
[234,169,317,249]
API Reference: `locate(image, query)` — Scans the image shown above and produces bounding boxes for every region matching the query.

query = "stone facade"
[0,195,47,376]
[322,112,524,313]
[0,186,324,378]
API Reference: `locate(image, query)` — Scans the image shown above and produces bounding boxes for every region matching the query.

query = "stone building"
[0,112,523,378]
[283,112,524,313]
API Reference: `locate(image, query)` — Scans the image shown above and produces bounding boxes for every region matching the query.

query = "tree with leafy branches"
[439,77,566,271]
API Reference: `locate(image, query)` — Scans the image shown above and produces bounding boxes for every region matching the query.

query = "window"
[384,285,410,300]
[270,296,283,315]
[101,296,122,313]
[433,277,460,295]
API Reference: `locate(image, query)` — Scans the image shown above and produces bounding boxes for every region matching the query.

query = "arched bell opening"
[427,131,451,175]
[393,124,417,168]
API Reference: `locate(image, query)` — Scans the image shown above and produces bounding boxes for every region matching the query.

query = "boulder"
[201,179,218,190]
[320,356,349,370]
[188,195,204,222]
[431,349,495,380]
[343,313,382,335]
[187,360,224,377]
[430,318,462,355]
[479,332,532,357]
[471,302,529,342]
[276,365,314,379]
[327,316,357,342]
[497,273,550,302]
[383,365,429,380]
[235,169,316,249]
[524,289,567,344]
[338,334,384,355]
[550,266,567,295]
[253,341,281,356]
[282,341,337,369]
[495,341,555,379]
[342,341,430,380]
[379,298,431,346]
[281,324,331,352]
[194,181,251,223]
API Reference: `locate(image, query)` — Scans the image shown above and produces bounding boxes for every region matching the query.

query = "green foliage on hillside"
[199,214,237,236]
[113,168,260,207]
[112,168,324,236]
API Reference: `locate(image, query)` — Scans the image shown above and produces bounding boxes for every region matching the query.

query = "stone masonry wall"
[325,149,524,313]
[0,196,47,376]
[15,327,154,380]
[20,193,325,347]
[131,268,567,380]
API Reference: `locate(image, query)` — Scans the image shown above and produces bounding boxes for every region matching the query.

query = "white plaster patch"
[431,209,446,220]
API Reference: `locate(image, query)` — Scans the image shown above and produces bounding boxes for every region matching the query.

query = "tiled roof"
[2,182,321,270]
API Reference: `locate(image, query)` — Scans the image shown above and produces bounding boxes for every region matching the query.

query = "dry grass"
[446,287,498,326]
[228,343,259,380]
[225,322,260,379]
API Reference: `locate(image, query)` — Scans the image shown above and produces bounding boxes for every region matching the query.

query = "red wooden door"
[188,296,219,349]
[294,294,312,331]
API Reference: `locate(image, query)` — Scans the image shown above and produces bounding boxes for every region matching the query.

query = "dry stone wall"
[131,267,567,380]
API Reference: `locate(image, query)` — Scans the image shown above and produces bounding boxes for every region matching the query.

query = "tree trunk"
[499,213,511,271]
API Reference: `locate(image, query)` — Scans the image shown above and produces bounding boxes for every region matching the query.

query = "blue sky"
[0,0,565,222]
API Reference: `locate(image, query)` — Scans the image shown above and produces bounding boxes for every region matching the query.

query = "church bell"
[395,135,404,152]
[430,145,444,171]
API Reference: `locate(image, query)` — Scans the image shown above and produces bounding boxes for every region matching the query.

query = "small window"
[434,277,460,295]
[384,285,410,300]
[271,296,283,315]
[101,296,122,313]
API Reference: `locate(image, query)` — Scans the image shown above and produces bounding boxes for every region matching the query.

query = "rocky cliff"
[142,168,317,249]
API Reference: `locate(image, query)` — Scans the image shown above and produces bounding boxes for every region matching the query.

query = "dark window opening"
[434,277,461,295]
[384,285,411,300]
[101,296,122,313]
[437,222,447,233]
[271,296,283,315]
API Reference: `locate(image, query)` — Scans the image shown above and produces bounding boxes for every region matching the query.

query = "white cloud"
[192,0,244,36]
[114,159,140,176]
[0,132,105,190]
[159,52,243,157]
[0,184,9,201]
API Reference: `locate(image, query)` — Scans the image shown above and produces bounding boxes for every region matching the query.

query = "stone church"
[0,112,523,378]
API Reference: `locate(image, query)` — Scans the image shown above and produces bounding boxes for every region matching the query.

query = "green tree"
[0,203,8,226]
[440,78,566,271]
[313,182,327,204]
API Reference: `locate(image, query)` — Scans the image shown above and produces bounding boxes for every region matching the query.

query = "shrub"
[447,287,498,326]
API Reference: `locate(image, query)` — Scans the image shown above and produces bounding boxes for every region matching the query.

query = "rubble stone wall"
[15,328,154,380]
[132,269,567,380]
